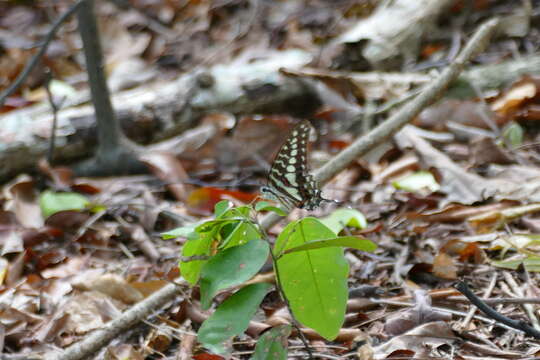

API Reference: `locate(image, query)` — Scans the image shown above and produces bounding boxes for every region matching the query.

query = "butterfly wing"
[263,120,324,210]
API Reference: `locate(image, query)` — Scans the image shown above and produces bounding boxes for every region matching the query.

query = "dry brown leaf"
[4,177,43,228]
[139,152,189,202]
[86,274,143,305]
[375,321,456,358]
[64,292,124,335]
[432,253,458,280]
[384,290,452,336]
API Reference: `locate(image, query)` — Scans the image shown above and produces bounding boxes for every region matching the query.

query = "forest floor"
[1,0,540,359]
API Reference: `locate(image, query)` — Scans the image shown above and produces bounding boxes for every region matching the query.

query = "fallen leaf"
[139,151,189,201]
[376,321,456,358]
[87,274,143,304]
[384,290,452,336]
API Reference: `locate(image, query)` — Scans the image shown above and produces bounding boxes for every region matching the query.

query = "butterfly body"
[261,120,326,211]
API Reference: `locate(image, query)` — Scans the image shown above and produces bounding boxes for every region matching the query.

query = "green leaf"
[502,122,523,148]
[198,283,272,355]
[392,171,440,193]
[284,236,376,255]
[214,200,232,218]
[39,190,90,218]
[274,217,348,340]
[255,202,287,216]
[178,204,263,284]
[180,231,214,285]
[200,240,269,310]
[252,325,291,360]
[220,220,261,249]
[320,208,367,234]
[161,225,197,239]
[492,256,540,272]
[195,218,245,234]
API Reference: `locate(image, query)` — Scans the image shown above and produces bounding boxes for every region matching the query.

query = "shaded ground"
[1,0,540,359]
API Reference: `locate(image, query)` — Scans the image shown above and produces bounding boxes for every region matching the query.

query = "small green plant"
[162,200,376,357]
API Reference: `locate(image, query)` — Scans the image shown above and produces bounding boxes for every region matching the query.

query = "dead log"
[0,49,319,182]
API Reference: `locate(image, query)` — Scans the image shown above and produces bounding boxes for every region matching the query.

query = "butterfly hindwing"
[262,120,325,210]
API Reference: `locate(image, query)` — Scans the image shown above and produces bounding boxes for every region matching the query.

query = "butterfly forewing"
[262,120,325,210]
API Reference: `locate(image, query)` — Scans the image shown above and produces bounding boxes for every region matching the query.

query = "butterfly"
[261,120,331,211]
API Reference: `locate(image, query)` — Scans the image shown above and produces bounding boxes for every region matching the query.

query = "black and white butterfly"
[261,120,331,211]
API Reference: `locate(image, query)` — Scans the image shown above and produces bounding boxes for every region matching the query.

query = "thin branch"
[447,296,540,305]
[461,272,497,329]
[260,17,501,230]
[0,0,85,107]
[44,69,64,164]
[45,281,187,360]
[455,281,540,339]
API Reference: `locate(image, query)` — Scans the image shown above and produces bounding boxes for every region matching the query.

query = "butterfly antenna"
[323,197,343,206]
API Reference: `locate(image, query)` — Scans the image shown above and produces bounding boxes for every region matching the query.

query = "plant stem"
[254,216,314,359]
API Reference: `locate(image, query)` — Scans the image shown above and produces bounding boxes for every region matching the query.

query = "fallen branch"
[45,281,187,360]
[261,17,501,229]
[455,281,540,339]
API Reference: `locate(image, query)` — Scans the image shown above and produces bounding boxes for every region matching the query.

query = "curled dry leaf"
[4,177,43,228]
[491,75,540,121]
[0,211,23,256]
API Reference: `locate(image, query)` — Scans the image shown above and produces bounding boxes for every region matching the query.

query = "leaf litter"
[1,0,540,359]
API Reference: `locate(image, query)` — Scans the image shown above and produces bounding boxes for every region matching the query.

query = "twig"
[461,273,497,329]
[446,296,540,305]
[260,17,501,230]
[0,0,85,107]
[503,271,540,330]
[44,70,63,164]
[1,355,42,360]
[455,281,540,339]
[45,280,187,360]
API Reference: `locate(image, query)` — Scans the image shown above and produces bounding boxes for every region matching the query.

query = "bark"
[0,50,318,182]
